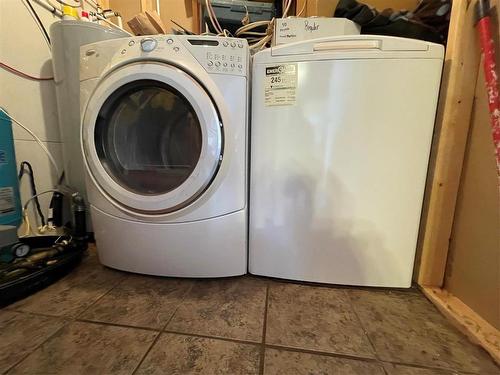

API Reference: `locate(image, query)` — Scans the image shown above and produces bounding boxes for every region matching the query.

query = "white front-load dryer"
[80,35,249,277]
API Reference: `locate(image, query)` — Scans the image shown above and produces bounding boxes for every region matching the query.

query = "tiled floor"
[1,249,498,375]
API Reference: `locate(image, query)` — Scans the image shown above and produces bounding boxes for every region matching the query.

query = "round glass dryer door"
[82,63,223,213]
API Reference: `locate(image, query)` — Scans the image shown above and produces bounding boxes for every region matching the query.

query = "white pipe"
[84,0,99,8]
[94,13,132,35]
[116,15,123,29]
[54,0,81,7]
[32,0,63,17]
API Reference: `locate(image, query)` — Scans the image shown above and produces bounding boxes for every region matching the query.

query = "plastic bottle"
[80,10,91,22]
[62,5,78,20]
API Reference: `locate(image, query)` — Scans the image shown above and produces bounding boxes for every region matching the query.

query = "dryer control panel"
[80,35,249,81]
[179,36,249,76]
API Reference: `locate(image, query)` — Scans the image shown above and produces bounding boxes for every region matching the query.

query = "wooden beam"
[421,286,500,365]
[100,0,110,9]
[191,0,200,34]
[416,0,481,286]
[140,0,154,12]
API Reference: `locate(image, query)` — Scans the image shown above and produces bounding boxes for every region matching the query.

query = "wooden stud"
[191,0,200,34]
[140,0,154,12]
[416,0,481,286]
[421,286,500,365]
[100,0,110,9]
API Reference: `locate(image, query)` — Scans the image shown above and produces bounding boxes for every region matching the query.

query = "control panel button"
[207,61,213,66]
[167,38,174,44]
[140,37,157,52]
[173,46,180,52]
[230,63,235,68]
[230,42,236,47]
[238,64,243,69]
[223,62,227,67]
[238,43,243,48]
[223,41,229,47]
[128,40,135,46]
[215,61,221,67]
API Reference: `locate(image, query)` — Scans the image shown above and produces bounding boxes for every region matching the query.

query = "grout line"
[259,276,421,295]
[161,282,195,331]
[131,331,163,375]
[344,289,381,362]
[259,281,270,375]
[131,282,196,375]
[3,309,63,320]
[382,359,483,375]
[163,330,262,347]
[74,273,129,319]
[2,319,70,375]
[264,344,382,364]
[75,318,160,333]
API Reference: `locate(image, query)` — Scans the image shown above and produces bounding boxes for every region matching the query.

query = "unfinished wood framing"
[191,0,200,34]
[416,0,481,287]
[421,287,500,365]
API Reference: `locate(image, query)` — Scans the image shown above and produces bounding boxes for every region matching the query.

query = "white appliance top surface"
[254,35,444,62]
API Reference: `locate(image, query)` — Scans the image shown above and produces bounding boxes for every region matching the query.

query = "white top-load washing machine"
[80,35,249,277]
[249,35,444,287]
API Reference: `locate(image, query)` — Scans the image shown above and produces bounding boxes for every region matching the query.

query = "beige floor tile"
[81,275,192,329]
[383,362,467,374]
[0,310,65,373]
[348,290,499,374]
[9,253,125,318]
[136,333,260,375]
[167,277,267,342]
[263,348,385,375]
[266,283,374,357]
[8,321,157,375]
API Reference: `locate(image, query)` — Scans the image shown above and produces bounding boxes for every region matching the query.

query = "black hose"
[25,0,51,45]
[18,161,46,226]
[72,194,87,244]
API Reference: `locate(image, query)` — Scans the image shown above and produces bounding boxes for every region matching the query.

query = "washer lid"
[82,62,223,214]
[253,35,444,62]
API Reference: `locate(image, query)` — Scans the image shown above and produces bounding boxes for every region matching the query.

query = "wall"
[0,0,103,235]
[0,1,63,233]
[444,1,500,330]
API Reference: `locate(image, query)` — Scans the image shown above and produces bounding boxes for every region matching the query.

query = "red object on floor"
[475,1,500,180]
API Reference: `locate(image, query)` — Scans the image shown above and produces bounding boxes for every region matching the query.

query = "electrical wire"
[235,18,274,51]
[46,0,64,12]
[297,0,307,17]
[23,190,59,211]
[20,189,61,237]
[23,0,51,47]
[282,0,293,18]
[0,61,54,81]
[53,0,81,7]
[19,161,46,226]
[205,0,223,34]
[2,111,61,177]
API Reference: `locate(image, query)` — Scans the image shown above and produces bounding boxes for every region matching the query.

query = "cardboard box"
[273,17,360,46]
